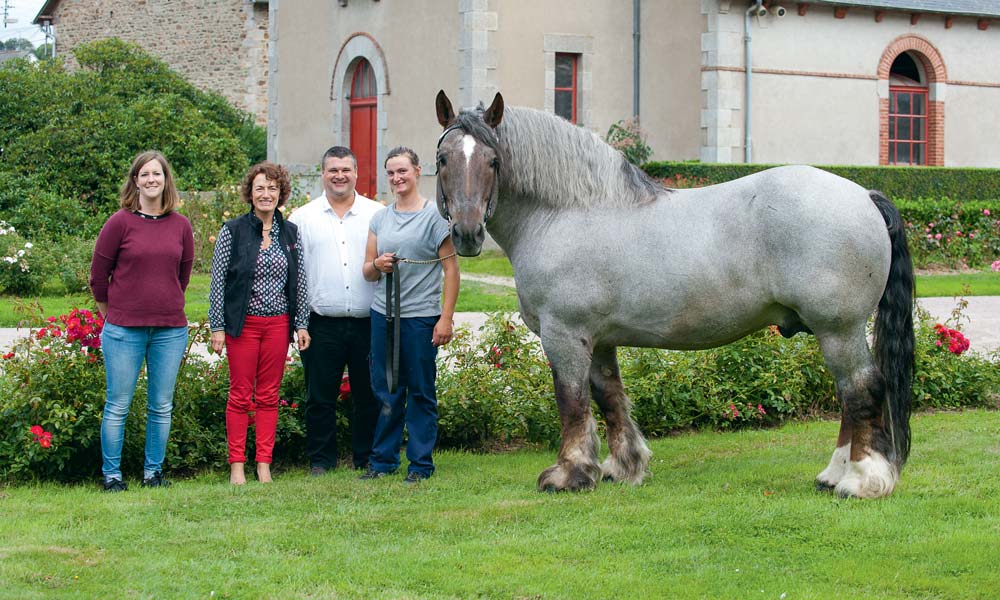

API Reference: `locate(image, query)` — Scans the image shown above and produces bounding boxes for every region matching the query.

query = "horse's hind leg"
[816,327,897,498]
[536,326,601,492]
[590,346,651,484]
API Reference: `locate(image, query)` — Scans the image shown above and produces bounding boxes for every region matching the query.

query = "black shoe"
[353,461,370,471]
[358,468,395,480]
[404,472,429,484]
[141,471,170,488]
[103,478,128,493]
[309,465,328,477]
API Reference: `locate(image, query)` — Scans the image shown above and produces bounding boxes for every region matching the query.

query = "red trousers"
[226,314,290,464]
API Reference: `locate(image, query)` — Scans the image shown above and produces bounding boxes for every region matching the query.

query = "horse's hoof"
[815,479,836,492]
[537,463,598,492]
[833,454,897,499]
[602,474,616,483]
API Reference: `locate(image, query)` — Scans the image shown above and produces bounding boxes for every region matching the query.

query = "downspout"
[744,0,763,163]
[633,0,640,120]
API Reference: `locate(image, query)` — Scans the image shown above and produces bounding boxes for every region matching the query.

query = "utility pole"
[3,0,19,29]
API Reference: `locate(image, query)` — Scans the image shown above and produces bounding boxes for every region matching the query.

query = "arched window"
[888,53,928,165]
[878,36,946,166]
[350,59,378,198]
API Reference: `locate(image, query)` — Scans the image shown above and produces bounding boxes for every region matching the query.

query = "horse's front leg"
[537,329,601,492]
[590,346,651,484]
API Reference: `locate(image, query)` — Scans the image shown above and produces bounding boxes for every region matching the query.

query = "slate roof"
[810,0,1000,17]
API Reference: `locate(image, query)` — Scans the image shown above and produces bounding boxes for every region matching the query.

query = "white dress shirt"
[288,193,384,318]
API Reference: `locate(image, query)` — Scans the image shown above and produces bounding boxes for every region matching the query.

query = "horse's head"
[435,90,504,257]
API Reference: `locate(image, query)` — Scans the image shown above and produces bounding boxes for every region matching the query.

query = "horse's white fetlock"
[816,443,851,490]
[833,453,897,498]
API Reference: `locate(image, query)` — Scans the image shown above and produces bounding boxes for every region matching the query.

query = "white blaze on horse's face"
[436,129,497,257]
[462,135,476,166]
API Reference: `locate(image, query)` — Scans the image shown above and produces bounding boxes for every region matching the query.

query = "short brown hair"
[384,146,420,168]
[240,162,292,207]
[119,150,181,213]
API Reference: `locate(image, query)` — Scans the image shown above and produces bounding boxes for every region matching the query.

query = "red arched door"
[349,60,377,199]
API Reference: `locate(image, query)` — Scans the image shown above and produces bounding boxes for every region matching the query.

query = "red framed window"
[554,53,578,123]
[888,86,928,165]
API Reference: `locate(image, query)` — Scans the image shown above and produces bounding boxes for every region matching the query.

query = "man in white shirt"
[288,146,384,474]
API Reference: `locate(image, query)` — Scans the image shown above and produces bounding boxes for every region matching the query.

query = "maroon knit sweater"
[90,210,194,327]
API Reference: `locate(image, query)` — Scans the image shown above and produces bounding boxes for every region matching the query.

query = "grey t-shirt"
[370,200,451,318]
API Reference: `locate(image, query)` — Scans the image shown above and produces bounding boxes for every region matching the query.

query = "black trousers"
[301,314,378,469]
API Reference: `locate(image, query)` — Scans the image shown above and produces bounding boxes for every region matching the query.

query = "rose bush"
[2,307,997,482]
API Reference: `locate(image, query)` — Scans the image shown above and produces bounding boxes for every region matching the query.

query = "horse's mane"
[458,104,667,209]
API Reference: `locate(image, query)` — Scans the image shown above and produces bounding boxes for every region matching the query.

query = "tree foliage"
[0,38,265,234]
[0,38,35,51]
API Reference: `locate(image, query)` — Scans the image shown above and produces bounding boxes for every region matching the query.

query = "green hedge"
[643,161,1000,201]
[643,162,1000,269]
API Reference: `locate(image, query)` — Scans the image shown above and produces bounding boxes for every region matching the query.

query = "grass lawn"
[0,410,997,598]
[915,270,1000,297]
[0,273,519,327]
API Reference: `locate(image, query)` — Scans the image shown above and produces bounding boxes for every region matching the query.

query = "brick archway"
[878,35,947,166]
[330,33,390,199]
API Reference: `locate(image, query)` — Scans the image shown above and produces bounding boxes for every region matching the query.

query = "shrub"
[0,308,107,481]
[643,161,1000,201]
[897,200,1000,269]
[437,313,560,449]
[50,236,95,295]
[0,220,45,296]
[179,189,250,273]
[0,38,263,224]
[2,306,997,483]
[643,163,1000,269]
[605,118,652,166]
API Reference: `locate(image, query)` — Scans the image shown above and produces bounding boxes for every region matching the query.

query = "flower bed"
[1,308,997,482]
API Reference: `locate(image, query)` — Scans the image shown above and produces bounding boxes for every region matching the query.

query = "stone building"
[267,0,1000,202]
[33,0,269,124]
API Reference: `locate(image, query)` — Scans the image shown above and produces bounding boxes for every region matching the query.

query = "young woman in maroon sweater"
[90,150,194,492]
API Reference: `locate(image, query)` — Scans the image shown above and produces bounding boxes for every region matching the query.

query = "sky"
[1,0,46,47]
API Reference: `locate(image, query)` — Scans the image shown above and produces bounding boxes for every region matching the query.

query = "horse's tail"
[869,190,915,470]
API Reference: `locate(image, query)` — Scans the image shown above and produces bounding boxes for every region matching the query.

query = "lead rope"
[383,252,458,394]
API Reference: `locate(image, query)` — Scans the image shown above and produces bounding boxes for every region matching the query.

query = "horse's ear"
[436,90,455,127]
[483,92,504,129]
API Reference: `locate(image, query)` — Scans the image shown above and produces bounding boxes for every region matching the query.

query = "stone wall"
[52,0,268,124]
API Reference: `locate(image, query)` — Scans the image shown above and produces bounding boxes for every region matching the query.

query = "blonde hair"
[118,150,181,213]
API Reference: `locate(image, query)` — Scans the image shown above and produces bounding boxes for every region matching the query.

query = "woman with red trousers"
[209,162,310,485]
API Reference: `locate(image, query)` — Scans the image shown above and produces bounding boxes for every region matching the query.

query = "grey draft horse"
[434,91,915,499]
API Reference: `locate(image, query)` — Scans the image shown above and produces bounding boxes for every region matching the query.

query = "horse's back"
[512,165,891,349]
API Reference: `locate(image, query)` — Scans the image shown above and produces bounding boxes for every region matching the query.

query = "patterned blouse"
[208,220,310,332]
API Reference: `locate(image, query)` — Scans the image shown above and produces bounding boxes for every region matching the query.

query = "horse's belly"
[598,299,788,351]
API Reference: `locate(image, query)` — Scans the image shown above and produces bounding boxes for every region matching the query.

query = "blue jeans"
[369,310,439,477]
[100,322,188,480]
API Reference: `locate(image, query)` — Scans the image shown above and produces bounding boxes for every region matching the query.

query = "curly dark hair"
[240,162,292,207]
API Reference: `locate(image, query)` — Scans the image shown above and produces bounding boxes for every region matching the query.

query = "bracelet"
[372,259,379,272]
